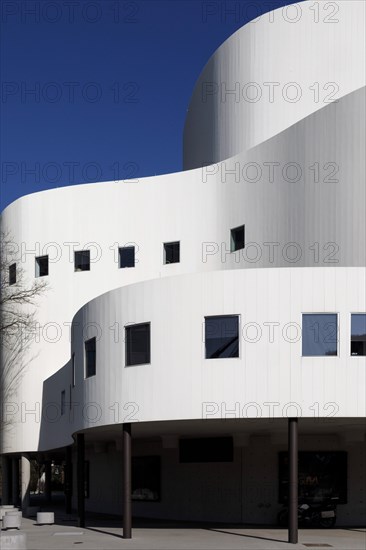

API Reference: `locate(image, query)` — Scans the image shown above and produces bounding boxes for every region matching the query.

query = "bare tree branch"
[0,229,48,434]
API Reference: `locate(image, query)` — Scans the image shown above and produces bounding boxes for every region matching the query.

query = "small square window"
[61,390,66,415]
[230,225,245,252]
[35,255,49,277]
[9,263,16,285]
[164,241,180,264]
[125,323,150,366]
[119,246,135,268]
[351,314,366,356]
[85,337,96,378]
[302,314,338,357]
[75,250,90,272]
[205,315,239,359]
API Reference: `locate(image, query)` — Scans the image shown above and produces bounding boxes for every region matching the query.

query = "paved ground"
[1,514,365,550]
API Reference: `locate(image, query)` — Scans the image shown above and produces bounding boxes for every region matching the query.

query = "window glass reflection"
[205,315,239,359]
[351,314,366,356]
[119,246,135,268]
[126,323,151,366]
[85,337,96,377]
[302,314,338,357]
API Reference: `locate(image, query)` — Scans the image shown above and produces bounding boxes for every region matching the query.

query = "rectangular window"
[278,451,347,504]
[61,390,66,415]
[132,456,160,501]
[9,263,16,285]
[302,314,338,357]
[351,314,366,356]
[75,250,90,272]
[71,353,76,387]
[125,323,150,366]
[205,315,239,359]
[85,337,96,378]
[119,246,135,268]
[230,224,245,252]
[179,437,233,463]
[35,255,49,277]
[163,241,180,264]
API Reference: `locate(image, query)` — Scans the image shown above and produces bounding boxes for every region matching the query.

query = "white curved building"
[1,0,365,535]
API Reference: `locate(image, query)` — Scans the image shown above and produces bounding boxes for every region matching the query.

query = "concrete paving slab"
[1,517,365,550]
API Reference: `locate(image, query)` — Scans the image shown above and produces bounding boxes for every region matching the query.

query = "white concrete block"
[0,507,16,520]
[2,513,21,530]
[36,512,54,525]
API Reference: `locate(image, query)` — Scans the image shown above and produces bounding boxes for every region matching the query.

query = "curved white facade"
[183,0,366,169]
[1,0,365,526]
[37,266,366,450]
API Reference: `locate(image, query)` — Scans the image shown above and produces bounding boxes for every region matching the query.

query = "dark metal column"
[123,423,132,539]
[1,455,11,504]
[12,456,19,506]
[288,418,298,544]
[44,460,52,502]
[65,446,73,514]
[77,434,85,528]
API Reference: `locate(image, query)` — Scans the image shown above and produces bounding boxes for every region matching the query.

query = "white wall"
[184,0,366,169]
[0,1,365,456]
[38,266,366,451]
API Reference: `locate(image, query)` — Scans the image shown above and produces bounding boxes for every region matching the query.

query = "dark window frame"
[61,390,66,416]
[125,322,151,367]
[278,451,347,504]
[204,314,240,359]
[302,313,338,357]
[119,246,135,269]
[230,224,245,252]
[85,337,96,378]
[350,313,366,357]
[74,250,91,272]
[163,241,180,265]
[9,263,16,285]
[35,255,49,277]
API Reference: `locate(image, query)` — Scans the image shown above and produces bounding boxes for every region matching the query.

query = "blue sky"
[0,0,297,210]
